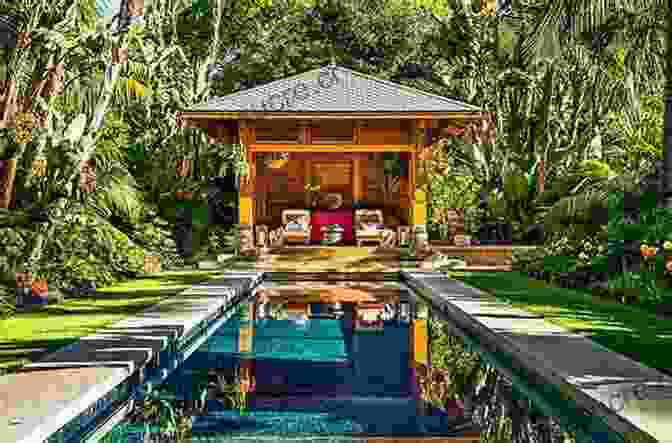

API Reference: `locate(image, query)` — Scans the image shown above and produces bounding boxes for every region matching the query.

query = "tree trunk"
[0,159,17,209]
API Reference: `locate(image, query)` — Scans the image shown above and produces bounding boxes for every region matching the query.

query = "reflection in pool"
[102,281,580,442]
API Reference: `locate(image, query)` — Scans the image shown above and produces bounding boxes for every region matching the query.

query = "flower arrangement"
[640,243,659,258]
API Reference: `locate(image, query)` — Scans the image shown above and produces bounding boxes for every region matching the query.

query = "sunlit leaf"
[64,113,87,145]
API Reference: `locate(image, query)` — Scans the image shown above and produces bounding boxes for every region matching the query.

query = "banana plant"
[24,31,128,272]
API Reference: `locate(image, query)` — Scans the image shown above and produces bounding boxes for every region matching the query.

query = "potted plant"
[304,178,321,208]
[14,271,32,307]
[321,224,344,245]
[430,174,480,245]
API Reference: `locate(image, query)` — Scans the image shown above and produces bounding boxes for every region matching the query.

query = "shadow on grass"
[0,337,78,372]
[69,288,181,300]
[456,271,672,376]
[0,269,246,373]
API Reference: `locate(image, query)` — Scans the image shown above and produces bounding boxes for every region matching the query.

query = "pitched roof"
[186,64,482,114]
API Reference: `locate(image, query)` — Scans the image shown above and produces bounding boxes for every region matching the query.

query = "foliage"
[606,191,672,245]
[200,225,237,258]
[513,226,608,279]
[0,225,34,284]
[429,318,482,402]
[126,388,193,441]
[606,95,664,176]
[431,174,480,215]
[35,202,146,288]
[0,0,667,316]
[0,284,17,318]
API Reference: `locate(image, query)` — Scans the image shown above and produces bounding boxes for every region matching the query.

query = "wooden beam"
[249,144,415,153]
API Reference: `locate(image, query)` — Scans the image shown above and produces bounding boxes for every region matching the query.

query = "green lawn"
[453,271,672,376]
[0,267,234,374]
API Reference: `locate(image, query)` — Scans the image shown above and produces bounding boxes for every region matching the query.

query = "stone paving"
[402,271,672,443]
[0,271,264,443]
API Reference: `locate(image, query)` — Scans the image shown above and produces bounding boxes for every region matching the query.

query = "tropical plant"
[125,388,193,442]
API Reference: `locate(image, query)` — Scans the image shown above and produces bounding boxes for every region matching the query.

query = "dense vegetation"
[0,0,668,313]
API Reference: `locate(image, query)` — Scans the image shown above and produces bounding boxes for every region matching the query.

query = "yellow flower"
[664,241,672,251]
[127,78,146,97]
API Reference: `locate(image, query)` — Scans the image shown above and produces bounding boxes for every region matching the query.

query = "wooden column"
[298,120,312,144]
[353,154,362,202]
[238,120,256,252]
[353,120,364,144]
[304,155,313,207]
[359,153,368,202]
[238,301,256,353]
[412,120,429,227]
[398,153,411,224]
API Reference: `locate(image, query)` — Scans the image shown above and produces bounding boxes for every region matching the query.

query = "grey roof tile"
[188,65,482,113]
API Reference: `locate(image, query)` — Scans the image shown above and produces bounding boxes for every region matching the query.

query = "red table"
[310,209,354,243]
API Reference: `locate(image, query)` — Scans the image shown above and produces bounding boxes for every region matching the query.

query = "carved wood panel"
[312,161,352,191]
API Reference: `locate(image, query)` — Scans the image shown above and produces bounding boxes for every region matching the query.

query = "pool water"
[107,283,475,441]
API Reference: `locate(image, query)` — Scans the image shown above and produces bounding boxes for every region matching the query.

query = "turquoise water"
[105,294,466,441]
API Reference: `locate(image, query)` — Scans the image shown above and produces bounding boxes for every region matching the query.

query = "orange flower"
[641,246,658,258]
[31,279,48,295]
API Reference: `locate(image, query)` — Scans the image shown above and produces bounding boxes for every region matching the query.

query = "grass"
[453,271,672,376]
[0,264,236,374]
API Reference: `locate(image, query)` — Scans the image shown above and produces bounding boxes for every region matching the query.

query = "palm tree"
[664,9,672,209]
[509,0,667,204]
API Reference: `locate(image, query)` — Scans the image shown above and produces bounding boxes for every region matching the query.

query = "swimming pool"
[104,281,477,441]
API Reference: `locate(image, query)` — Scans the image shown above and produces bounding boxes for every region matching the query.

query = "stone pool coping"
[402,271,671,443]
[0,271,264,443]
